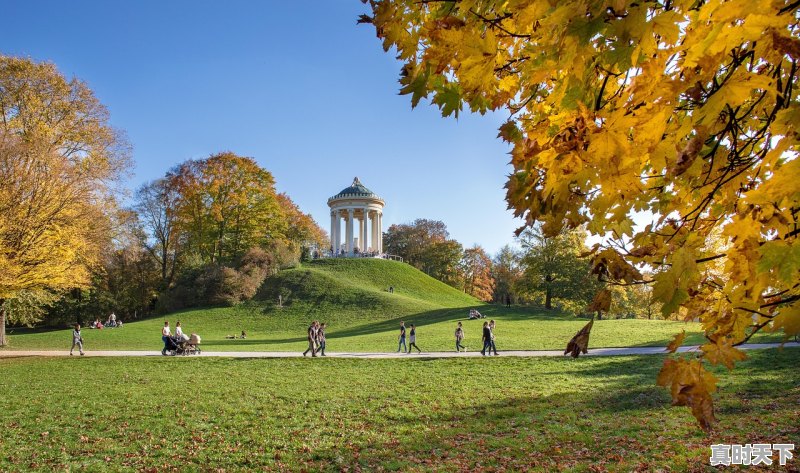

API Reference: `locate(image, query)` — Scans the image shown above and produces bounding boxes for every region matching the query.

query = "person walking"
[303,321,318,357]
[407,324,422,353]
[70,324,84,356]
[489,320,499,355]
[397,321,407,353]
[317,323,327,356]
[161,321,171,356]
[175,321,186,341]
[454,322,466,352]
[481,321,491,356]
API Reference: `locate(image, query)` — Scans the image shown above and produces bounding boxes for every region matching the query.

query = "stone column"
[334,210,341,253]
[377,212,383,253]
[330,210,335,253]
[357,213,363,252]
[346,209,354,254]
[370,211,377,253]
[362,208,369,251]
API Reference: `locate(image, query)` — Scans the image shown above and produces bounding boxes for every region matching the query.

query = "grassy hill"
[1,258,786,352]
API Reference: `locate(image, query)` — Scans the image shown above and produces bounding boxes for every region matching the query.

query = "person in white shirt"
[175,321,186,340]
[161,321,171,355]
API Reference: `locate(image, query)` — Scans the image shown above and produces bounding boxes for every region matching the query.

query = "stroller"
[163,335,180,356]
[183,333,202,355]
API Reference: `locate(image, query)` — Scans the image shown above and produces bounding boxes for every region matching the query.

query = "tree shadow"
[202,338,305,348]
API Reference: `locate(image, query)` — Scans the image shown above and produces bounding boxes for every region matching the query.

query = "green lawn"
[3,304,785,353]
[1,348,797,471]
[2,258,787,352]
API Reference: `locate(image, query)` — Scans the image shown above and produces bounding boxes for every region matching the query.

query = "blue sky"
[3,1,521,254]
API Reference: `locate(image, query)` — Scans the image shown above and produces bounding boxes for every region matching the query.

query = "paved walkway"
[1,342,797,359]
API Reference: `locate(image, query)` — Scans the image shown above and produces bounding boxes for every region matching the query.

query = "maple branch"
[778,0,800,14]
[595,74,611,112]
[732,319,774,347]
[734,306,774,318]
[695,253,726,263]
[760,294,800,309]
[469,10,531,38]
[598,277,653,286]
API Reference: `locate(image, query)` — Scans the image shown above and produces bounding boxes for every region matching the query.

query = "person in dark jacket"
[397,321,407,353]
[407,324,421,353]
[481,321,491,356]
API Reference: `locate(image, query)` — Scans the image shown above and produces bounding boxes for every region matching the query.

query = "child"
[70,324,84,356]
[455,322,466,352]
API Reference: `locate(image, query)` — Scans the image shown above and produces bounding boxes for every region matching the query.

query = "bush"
[158,247,276,310]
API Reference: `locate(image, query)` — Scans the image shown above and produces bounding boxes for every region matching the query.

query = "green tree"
[384,219,465,288]
[492,244,522,304]
[517,226,600,314]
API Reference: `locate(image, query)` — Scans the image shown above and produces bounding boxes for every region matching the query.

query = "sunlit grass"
[0,348,797,471]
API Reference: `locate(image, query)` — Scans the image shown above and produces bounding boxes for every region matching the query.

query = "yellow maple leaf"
[666,330,686,353]
[701,339,747,370]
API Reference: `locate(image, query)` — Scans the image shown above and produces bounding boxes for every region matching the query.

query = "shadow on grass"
[202,338,305,348]
[302,350,799,470]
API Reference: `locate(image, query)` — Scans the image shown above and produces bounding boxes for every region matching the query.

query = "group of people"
[88,312,122,329]
[480,320,499,356]
[161,320,189,355]
[303,321,327,357]
[396,319,499,355]
[396,321,422,353]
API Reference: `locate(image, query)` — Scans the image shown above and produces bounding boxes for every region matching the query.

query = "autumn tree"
[517,225,601,314]
[384,219,464,287]
[363,0,800,429]
[461,245,495,301]
[276,193,329,254]
[491,244,522,304]
[0,55,129,344]
[167,152,285,264]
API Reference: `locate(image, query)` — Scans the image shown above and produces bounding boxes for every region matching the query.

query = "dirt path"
[1,342,797,359]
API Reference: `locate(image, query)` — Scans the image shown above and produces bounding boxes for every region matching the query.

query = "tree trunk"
[545,287,552,310]
[0,303,6,347]
[596,309,602,320]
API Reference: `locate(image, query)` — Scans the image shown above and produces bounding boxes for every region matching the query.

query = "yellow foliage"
[364,0,800,430]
